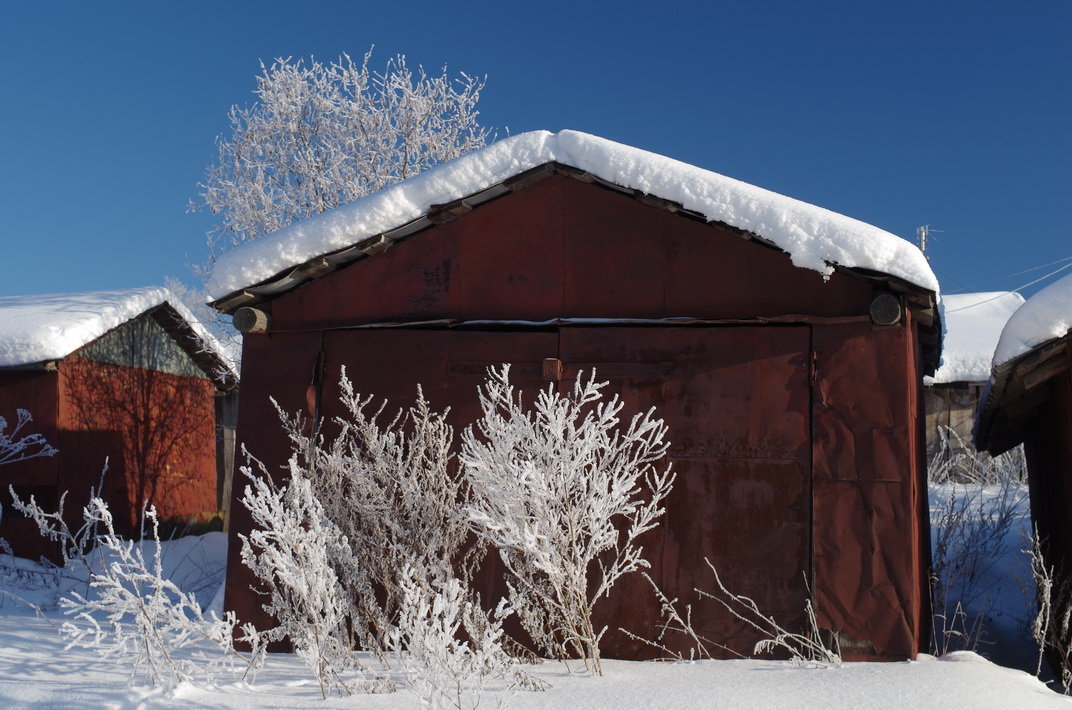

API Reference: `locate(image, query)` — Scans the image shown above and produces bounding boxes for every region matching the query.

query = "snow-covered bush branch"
[0,409,56,466]
[194,49,490,254]
[389,564,534,709]
[271,372,475,649]
[1028,527,1072,693]
[622,561,841,667]
[60,498,256,690]
[461,365,675,674]
[698,561,841,667]
[239,458,386,697]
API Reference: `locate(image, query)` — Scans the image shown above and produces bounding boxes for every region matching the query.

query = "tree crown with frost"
[193,49,491,257]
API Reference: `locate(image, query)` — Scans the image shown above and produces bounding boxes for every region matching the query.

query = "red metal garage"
[211,131,941,661]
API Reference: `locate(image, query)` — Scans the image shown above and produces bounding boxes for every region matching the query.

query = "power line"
[947,254,1072,293]
[944,259,1072,313]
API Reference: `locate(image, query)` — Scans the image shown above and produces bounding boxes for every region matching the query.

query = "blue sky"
[0,1,1068,300]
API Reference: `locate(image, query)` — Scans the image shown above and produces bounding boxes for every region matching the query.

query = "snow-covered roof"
[206,129,938,301]
[0,287,235,379]
[926,292,1025,384]
[993,272,1072,368]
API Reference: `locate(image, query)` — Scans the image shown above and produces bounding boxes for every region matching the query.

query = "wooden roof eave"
[975,332,1072,455]
[147,304,239,392]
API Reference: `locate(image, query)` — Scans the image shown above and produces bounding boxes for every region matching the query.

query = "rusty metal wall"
[224,175,929,661]
[559,327,813,658]
[223,331,324,635]
[269,176,873,331]
[0,370,60,560]
[811,319,927,659]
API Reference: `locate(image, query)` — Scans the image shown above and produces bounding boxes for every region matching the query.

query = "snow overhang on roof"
[976,273,1072,454]
[926,292,1024,385]
[0,287,237,390]
[206,129,939,312]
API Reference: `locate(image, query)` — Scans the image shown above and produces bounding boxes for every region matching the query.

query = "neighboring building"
[924,291,1024,461]
[209,130,941,661]
[977,273,1072,568]
[0,287,238,559]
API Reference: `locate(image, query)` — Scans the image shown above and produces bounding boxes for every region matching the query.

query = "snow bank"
[0,287,234,372]
[993,272,1072,367]
[207,130,938,299]
[0,615,1066,709]
[928,292,1025,384]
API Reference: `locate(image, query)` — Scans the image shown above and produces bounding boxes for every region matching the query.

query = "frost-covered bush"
[272,372,474,650]
[928,426,1026,485]
[461,366,675,674]
[389,565,525,709]
[60,498,255,690]
[1028,528,1072,693]
[0,409,56,466]
[239,460,389,697]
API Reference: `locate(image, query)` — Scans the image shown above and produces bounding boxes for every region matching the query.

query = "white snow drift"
[207,130,938,300]
[0,287,232,370]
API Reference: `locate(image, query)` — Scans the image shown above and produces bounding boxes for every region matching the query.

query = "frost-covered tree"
[193,49,490,256]
[460,366,676,674]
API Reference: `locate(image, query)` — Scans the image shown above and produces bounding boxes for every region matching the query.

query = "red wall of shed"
[810,316,928,659]
[269,175,873,330]
[226,174,929,661]
[0,370,61,560]
[56,357,219,535]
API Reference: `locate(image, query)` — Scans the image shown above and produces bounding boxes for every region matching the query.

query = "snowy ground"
[0,607,1066,709]
[0,492,1068,708]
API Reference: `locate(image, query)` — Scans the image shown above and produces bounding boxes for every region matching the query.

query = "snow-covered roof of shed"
[993,272,1072,368]
[926,292,1025,385]
[0,287,235,378]
[206,129,938,301]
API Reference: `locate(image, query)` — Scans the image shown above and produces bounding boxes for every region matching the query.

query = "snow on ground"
[206,130,938,300]
[0,287,235,372]
[0,607,1066,710]
[994,271,1072,367]
[0,522,1067,709]
[928,291,1025,384]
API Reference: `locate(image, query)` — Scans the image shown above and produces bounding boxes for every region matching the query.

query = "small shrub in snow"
[1027,528,1072,693]
[929,476,1026,655]
[650,560,841,667]
[60,498,255,690]
[239,459,390,697]
[272,372,474,651]
[461,366,675,674]
[389,565,534,709]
